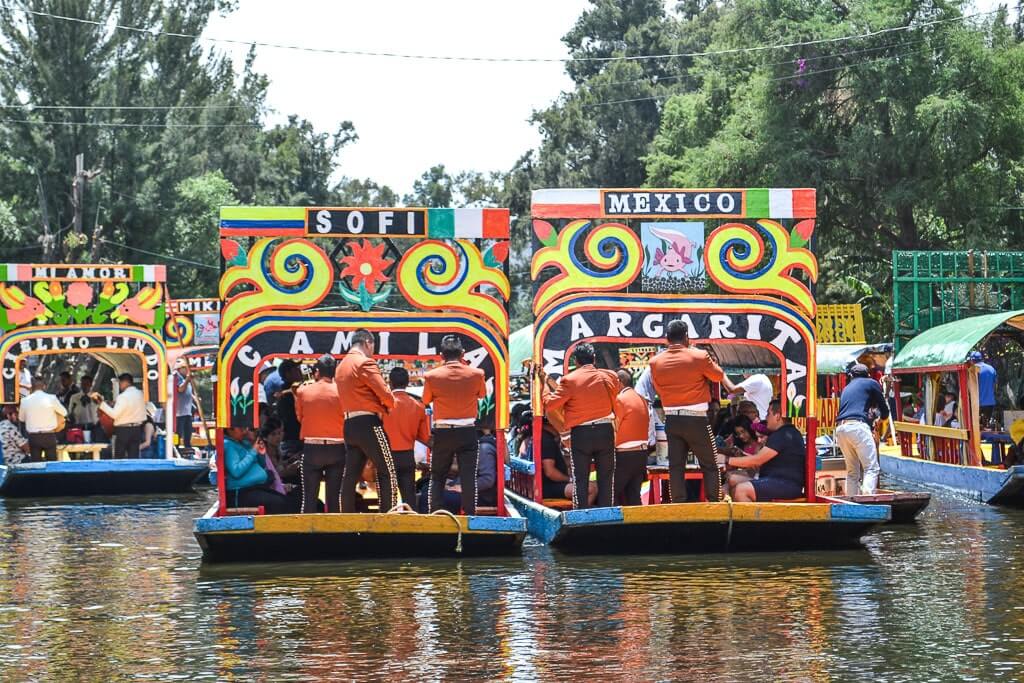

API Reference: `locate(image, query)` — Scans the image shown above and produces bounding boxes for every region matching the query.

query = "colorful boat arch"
[218,311,510,429]
[0,324,168,402]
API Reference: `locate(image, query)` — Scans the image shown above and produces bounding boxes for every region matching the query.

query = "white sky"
[205,0,1007,196]
[206,0,590,195]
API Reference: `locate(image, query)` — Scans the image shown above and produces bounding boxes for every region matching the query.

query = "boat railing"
[895,420,970,466]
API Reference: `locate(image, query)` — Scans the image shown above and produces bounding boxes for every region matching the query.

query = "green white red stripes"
[531,188,816,219]
[426,208,509,239]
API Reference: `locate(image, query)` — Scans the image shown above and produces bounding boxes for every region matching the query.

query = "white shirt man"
[733,373,773,420]
[18,368,32,398]
[98,375,148,458]
[18,383,67,462]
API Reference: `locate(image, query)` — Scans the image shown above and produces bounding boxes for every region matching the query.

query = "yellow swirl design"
[397,240,510,336]
[531,220,642,315]
[704,219,819,318]
[220,238,334,334]
[164,315,195,347]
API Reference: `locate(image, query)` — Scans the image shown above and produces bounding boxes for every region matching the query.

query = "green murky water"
[1,488,1022,681]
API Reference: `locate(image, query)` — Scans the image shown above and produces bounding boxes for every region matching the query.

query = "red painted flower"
[66,281,93,307]
[340,240,393,293]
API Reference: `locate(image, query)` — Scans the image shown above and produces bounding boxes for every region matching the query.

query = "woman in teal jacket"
[223,426,291,513]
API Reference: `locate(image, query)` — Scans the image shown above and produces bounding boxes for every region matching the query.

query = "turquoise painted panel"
[562,506,625,526]
[194,515,255,533]
[829,503,891,522]
[467,516,527,533]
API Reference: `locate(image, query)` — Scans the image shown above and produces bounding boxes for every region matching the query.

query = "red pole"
[496,428,507,516]
[805,416,819,502]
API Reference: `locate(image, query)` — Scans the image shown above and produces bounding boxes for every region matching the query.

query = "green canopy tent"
[893,310,1024,371]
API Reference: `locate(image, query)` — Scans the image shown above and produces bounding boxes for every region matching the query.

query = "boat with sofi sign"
[504,187,889,552]
[193,204,526,562]
[0,264,208,497]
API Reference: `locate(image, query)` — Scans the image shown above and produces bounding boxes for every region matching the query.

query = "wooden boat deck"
[0,458,209,497]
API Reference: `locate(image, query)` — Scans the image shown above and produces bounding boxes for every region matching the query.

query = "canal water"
[1,489,1022,682]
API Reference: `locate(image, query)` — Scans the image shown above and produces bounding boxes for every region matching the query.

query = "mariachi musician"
[335,329,398,513]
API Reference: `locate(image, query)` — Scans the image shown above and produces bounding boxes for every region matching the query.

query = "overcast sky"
[205,0,1006,196]
[205,0,589,195]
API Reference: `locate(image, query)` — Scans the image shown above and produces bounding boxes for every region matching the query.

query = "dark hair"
[666,319,688,344]
[389,366,409,389]
[60,371,72,379]
[118,373,134,384]
[351,329,374,347]
[440,334,464,361]
[574,342,595,366]
[732,414,755,442]
[260,416,283,440]
[314,354,336,378]
[80,375,92,384]
[768,399,789,423]
[617,369,634,388]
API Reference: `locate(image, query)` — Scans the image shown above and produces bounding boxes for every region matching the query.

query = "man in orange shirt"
[535,342,620,509]
[295,354,346,513]
[383,366,430,507]
[614,369,653,506]
[649,320,737,503]
[423,335,487,515]
[335,329,398,513]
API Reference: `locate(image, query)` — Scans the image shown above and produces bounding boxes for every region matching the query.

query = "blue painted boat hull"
[0,459,209,497]
[506,492,888,554]
[879,453,1024,506]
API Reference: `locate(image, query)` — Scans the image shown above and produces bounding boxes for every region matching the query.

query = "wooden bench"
[474,506,498,516]
[224,506,264,516]
[646,468,707,504]
[542,498,574,511]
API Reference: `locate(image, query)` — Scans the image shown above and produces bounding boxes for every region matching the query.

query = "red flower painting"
[66,282,94,307]
[340,240,393,293]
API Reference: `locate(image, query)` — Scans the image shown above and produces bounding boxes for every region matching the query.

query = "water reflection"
[0,492,1022,681]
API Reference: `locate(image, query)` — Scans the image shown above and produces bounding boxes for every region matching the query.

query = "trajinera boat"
[504,186,889,553]
[193,204,526,562]
[0,264,208,497]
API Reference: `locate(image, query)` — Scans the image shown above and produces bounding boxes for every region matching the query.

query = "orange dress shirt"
[334,348,395,416]
[295,379,345,440]
[383,390,430,451]
[614,387,650,450]
[649,344,724,407]
[422,361,487,421]
[541,364,620,430]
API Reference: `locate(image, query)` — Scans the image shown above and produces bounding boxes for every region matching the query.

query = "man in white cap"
[834,363,888,495]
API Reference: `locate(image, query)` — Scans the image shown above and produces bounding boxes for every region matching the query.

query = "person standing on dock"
[383,366,430,508]
[336,329,398,513]
[648,320,737,503]
[535,342,619,509]
[18,377,67,462]
[423,335,488,515]
[296,354,346,513]
[834,363,889,495]
[93,374,147,458]
[614,369,654,506]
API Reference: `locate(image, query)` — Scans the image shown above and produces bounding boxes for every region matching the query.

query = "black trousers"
[392,450,417,509]
[430,426,478,515]
[569,423,615,509]
[301,442,346,513]
[615,449,648,506]
[229,486,297,515]
[113,425,143,459]
[27,432,58,462]
[176,414,193,450]
[664,414,721,502]
[341,415,397,513]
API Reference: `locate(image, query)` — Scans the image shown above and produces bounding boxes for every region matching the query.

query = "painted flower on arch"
[67,282,93,307]
[340,239,393,293]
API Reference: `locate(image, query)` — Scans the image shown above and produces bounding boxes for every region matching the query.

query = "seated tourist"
[138,405,159,458]
[722,414,764,495]
[719,399,805,502]
[255,418,302,513]
[0,404,29,465]
[222,425,294,514]
[935,391,959,428]
[523,415,596,505]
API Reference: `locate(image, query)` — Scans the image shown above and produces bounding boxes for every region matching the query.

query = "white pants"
[835,421,879,495]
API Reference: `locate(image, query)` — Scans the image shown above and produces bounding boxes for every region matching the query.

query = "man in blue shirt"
[834,364,889,495]
[972,351,998,425]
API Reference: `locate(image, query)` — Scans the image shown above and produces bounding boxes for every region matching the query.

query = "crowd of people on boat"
[506,320,809,509]
[221,330,499,515]
[0,364,193,465]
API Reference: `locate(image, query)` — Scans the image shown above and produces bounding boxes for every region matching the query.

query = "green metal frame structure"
[893,251,1024,352]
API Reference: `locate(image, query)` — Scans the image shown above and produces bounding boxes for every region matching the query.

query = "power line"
[583,46,933,108]
[0,103,250,110]
[16,7,998,64]
[96,237,218,270]
[0,118,258,128]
